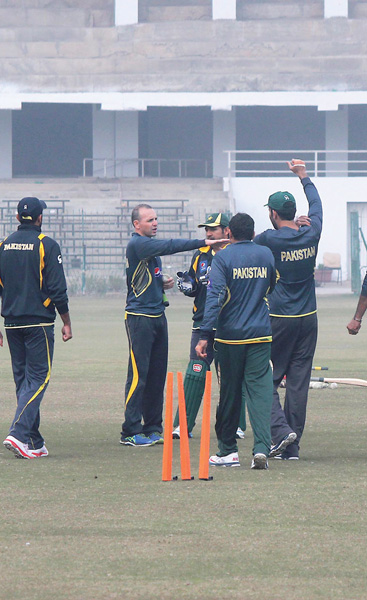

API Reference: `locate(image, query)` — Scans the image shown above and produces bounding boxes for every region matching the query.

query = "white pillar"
[92,107,139,177]
[92,106,116,177]
[115,111,139,177]
[213,109,236,178]
[115,0,138,26]
[212,0,236,20]
[324,0,348,18]
[0,111,12,178]
[325,106,348,176]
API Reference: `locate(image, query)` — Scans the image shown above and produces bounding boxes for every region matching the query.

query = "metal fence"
[83,157,212,178]
[225,150,367,178]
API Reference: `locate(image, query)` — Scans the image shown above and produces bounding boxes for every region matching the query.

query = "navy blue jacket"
[361,273,367,297]
[254,177,322,317]
[181,245,220,328]
[200,240,276,344]
[0,224,68,326]
[125,233,206,316]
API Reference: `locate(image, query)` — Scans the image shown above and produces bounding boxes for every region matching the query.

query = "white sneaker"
[3,435,38,459]
[172,426,192,439]
[251,453,269,470]
[31,444,49,457]
[209,452,240,467]
[236,427,245,439]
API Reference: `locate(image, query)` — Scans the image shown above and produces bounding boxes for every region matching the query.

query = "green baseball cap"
[265,191,296,211]
[198,212,230,228]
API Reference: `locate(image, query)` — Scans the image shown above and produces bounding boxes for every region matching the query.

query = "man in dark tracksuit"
[173,212,246,439]
[196,213,276,469]
[0,197,72,459]
[254,159,323,460]
[120,203,225,448]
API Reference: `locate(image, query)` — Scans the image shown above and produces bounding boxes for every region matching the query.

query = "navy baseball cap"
[17,197,47,222]
[264,191,296,211]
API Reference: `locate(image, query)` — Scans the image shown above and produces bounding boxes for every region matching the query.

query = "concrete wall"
[0,0,114,28]
[2,18,367,94]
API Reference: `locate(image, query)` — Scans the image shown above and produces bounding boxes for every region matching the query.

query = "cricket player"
[347,272,367,334]
[0,197,72,459]
[196,213,276,469]
[173,212,246,440]
[254,159,323,460]
[120,203,226,447]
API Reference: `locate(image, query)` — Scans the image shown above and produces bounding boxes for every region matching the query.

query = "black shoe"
[269,432,297,458]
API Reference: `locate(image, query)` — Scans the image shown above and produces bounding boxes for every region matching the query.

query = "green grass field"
[0,293,366,600]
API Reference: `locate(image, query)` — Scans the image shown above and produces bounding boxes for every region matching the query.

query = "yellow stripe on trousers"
[13,327,52,425]
[125,319,139,406]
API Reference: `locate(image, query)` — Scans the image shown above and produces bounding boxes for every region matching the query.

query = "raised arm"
[288,159,322,236]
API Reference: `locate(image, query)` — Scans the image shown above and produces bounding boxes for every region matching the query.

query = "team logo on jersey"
[154,267,162,277]
[199,260,207,273]
[193,363,203,373]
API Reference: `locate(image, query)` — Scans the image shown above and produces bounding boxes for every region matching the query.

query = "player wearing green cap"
[254,159,323,460]
[173,213,246,440]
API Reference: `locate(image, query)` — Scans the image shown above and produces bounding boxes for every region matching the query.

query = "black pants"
[122,313,168,437]
[6,325,54,450]
[270,313,318,457]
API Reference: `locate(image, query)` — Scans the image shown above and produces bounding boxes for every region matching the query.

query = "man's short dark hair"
[273,202,296,221]
[229,213,254,241]
[131,203,152,225]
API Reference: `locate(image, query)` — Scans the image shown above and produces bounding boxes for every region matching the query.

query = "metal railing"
[225,150,367,178]
[83,157,212,178]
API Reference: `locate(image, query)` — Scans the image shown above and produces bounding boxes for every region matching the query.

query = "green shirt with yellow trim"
[200,240,276,344]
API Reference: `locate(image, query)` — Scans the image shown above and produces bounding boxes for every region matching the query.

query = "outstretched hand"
[205,238,228,247]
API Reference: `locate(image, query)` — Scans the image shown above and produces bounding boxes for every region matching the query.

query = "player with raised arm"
[254,160,323,460]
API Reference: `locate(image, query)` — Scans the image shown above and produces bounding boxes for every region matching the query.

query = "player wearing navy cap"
[0,197,72,459]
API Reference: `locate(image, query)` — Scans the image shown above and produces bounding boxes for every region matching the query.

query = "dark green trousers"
[215,342,272,456]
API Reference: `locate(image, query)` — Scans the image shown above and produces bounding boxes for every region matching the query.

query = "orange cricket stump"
[199,371,213,481]
[177,371,194,480]
[162,372,174,481]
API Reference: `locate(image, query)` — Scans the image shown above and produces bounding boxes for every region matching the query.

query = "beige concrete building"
[1,0,367,281]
